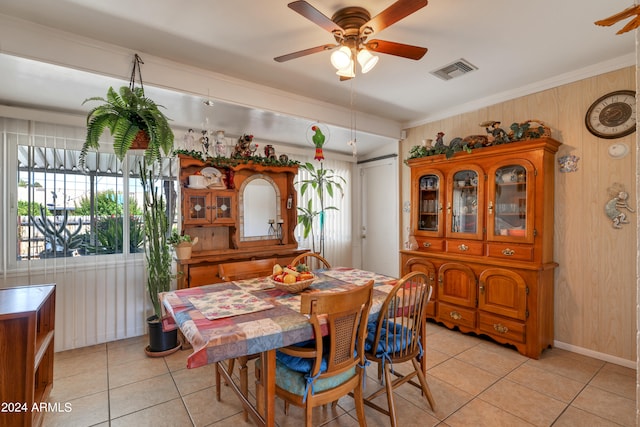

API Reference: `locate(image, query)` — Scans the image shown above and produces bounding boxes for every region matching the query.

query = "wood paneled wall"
[401,67,637,361]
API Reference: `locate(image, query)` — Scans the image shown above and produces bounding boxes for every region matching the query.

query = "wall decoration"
[585,90,636,139]
[607,143,629,159]
[306,123,330,162]
[558,154,580,173]
[605,182,635,229]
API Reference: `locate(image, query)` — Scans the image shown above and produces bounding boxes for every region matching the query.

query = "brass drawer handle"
[449,311,462,320]
[423,242,431,248]
[502,248,515,256]
[494,323,509,334]
[458,244,469,251]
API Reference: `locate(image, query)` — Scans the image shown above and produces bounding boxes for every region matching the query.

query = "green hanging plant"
[80,55,174,168]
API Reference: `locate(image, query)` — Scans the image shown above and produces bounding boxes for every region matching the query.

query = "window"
[295,157,352,265]
[3,118,177,267]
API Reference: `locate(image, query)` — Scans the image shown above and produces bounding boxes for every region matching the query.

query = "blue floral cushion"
[365,319,412,356]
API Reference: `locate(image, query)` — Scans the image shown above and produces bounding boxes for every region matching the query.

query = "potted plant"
[79,85,174,168]
[140,160,179,356]
[296,162,345,256]
[168,231,198,260]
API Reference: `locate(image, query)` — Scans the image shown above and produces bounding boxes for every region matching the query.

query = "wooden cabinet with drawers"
[401,138,560,358]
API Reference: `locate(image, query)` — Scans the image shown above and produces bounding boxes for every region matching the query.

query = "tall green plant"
[296,162,345,256]
[140,161,172,319]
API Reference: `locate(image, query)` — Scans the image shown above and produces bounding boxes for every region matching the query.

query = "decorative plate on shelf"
[201,167,225,188]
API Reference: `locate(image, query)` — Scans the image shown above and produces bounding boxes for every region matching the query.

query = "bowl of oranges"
[270,263,316,293]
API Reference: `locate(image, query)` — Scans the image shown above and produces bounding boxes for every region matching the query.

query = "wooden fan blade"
[274,44,337,62]
[366,39,427,60]
[360,0,428,35]
[288,1,344,34]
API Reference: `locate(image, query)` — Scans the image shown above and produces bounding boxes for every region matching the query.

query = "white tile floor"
[44,322,636,426]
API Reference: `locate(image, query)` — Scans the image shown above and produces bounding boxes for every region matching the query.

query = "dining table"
[161,267,398,427]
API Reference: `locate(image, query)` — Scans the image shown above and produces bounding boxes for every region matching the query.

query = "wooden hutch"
[176,155,306,288]
[401,137,560,358]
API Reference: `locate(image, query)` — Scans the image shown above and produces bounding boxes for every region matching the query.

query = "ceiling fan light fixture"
[357,48,378,73]
[336,59,355,78]
[330,46,352,69]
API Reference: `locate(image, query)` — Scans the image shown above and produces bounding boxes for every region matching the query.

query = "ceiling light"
[357,49,378,73]
[330,46,352,70]
[336,60,355,78]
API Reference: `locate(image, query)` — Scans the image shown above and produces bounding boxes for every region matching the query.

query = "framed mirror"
[239,175,280,241]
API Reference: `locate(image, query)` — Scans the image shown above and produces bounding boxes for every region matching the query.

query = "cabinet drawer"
[478,312,526,344]
[487,244,533,261]
[437,302,476,329]
[416,238,444,252]
[445,240,484,256]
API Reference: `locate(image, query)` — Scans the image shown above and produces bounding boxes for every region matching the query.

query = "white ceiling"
[0,0,635,156]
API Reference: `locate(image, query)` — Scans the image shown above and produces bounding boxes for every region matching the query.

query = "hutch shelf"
[0,284,56,427]
[401,137,561,358]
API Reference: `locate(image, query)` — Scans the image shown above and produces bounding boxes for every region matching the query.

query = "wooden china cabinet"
[401,137,561,358]
[176,155,306,288]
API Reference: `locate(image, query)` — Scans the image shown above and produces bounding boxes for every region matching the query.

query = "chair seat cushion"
[365,319,412,356]
[275,359,356,397]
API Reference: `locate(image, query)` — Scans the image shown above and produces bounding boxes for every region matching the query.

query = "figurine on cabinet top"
[481,120,510,145]
[233,134,257,158]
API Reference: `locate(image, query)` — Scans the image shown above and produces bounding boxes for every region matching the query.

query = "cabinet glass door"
[449,169,481,237]
[490,163,534,241]
[417,174,441,233]
[186,193,210,223]
[214,195,232,221]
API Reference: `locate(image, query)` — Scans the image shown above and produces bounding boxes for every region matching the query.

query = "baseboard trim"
[554,340,636,369]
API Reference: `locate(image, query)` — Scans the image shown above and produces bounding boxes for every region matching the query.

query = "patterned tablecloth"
[161,267,397,369]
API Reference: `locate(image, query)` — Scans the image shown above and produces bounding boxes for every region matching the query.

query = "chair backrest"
[291,252,331,271]
[218,258,277,281]
[368,271,432,363]
[300,280,373,379]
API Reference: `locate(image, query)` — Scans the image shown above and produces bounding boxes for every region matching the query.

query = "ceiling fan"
[274,0,429,79]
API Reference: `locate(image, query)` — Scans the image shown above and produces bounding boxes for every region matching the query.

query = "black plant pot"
[146,315,179,356]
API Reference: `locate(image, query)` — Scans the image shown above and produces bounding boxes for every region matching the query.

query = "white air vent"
[430,58,478,81]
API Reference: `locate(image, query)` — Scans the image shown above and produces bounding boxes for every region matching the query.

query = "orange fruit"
[283,274,296,284]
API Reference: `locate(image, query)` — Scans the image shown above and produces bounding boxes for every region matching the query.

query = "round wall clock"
[585,90,636,139]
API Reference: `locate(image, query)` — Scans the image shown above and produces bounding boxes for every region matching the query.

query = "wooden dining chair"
[362,271,436,427]
[217,257,277,282]
[215,257,277,420]
[290,252,331,271]
[258,280,374,427]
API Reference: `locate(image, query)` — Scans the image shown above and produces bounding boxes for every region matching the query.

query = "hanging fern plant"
[80,55,174,168]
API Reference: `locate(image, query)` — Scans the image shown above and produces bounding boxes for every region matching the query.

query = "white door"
[359,157,399,277]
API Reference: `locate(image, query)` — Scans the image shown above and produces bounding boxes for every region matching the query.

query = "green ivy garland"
[173,149,300,168]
